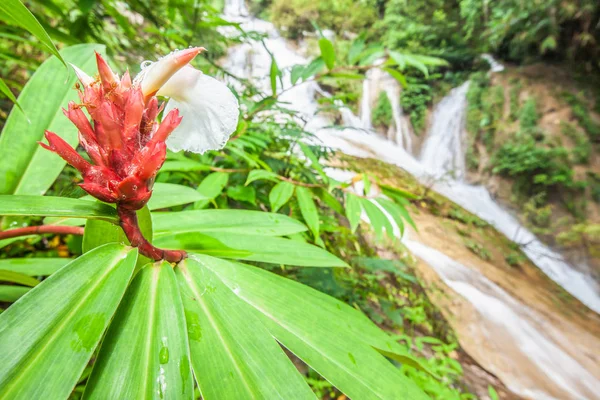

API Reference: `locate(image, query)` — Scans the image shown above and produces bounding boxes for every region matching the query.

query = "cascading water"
[221,2,600,398]
[420,81,470,179]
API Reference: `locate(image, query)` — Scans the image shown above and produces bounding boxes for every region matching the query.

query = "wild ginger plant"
[0,47,429,399]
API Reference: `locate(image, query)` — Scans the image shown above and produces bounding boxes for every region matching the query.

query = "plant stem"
[117,206,186,263]
[0,225,84,240]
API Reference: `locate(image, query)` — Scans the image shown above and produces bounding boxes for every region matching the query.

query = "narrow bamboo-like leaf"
[176,258,316,400]
[270,56,278,96]
[318,38,335,70]
[269,181,295,212]
[298,142,328,183]
[0,244,138,399]
[156,233,348,267]
[361,198,394,241]
[382,67,407,88]
[148,183,206,210]
[0,195,118,222]
[374,198,405,236]
[0,77,25,115]
[160,160,210,172]
[0,0,66,66]
[0,44,105,195]
[0,258,70,276]
[345,193,362,233]
[290,64,304,85]
[245,169,279,185]
[198,256,429,400]
[0,285,30,302]
[0,269,39,287]
[84,262,193,400]
[152,210,307,237]
[296,187,320,239]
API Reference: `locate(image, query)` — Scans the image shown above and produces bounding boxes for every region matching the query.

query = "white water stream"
[221,1,600,398]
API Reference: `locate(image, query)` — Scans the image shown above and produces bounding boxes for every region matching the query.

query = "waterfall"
[420,81,470,178]
[360,78,372,130]
[221,2,600,398]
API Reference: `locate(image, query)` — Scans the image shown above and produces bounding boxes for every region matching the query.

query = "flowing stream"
[221,1,600,398]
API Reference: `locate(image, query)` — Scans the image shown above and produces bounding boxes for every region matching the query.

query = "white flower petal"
[159,67,239,153]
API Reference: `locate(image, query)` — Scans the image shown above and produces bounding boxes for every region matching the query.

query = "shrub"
[519,98,539,131]
[372,91,393,128]
[400,82,433,134]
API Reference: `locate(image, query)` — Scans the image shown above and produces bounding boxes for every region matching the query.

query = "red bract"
[40,50,202,263]
[40,52,190,211]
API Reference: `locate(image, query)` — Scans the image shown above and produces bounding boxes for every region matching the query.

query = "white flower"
[139,48,239,154]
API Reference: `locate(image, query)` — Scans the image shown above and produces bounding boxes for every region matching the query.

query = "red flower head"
[40,49,203,211]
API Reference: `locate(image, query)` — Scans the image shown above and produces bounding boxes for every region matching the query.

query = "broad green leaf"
[361,198,394,241]
[380,184,419,200]
[194,172,229,209]
[0,0,65,66]
[176,258,315,400]
[198,256,429,400]
[0,44,105,195]
[152,210,307,238]
[156,233,348,267]
[0,285,30,302]
[0,258,70,276]
[245,169,279,185]
[0,244,138,399]
[269,181,295,212]
[148,183,206,210]
[296,187,320,239]
[318,38,335,70]
[227,185,256,205]
[0,269,39,287]
[345,193,362,233]
[0,77,24,115]
[83,206,152,267]
[0,195,118,222]
[84,262,193,400]
[160,160,210,172]
[389,50,407,70]
[348,38,366,65]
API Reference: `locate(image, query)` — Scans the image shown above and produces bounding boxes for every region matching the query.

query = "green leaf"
[298,142,328,183]
[290,64,305,85]
[160,160,210,172]
[270,56,278,96]
[227,185,256,205]
[0,258,70,276]
[84,262,193,400]
[0,269,40,287]
[152,210,307,238]
[360,198,394,241]
[0,77,24,115]
[176,258,316,399]
[197,256,429,400]
[245,169,279,185]
[296,187,320,240]
[156,232,348,267]
[318,38,335,70]
[194,172,229,209]
[375,198,405,236]
[0,0,66,67]
[302,58,326,80]
[148,183,206,210]
[0,285,30,302]
[0,244,138,399]
[0,195,118,222]
[348,38,366,65]
[269,181,295,212]
[382,67,407,88]
[0,44,105,195]
[345,194,362,233]
[83,205,152,266]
